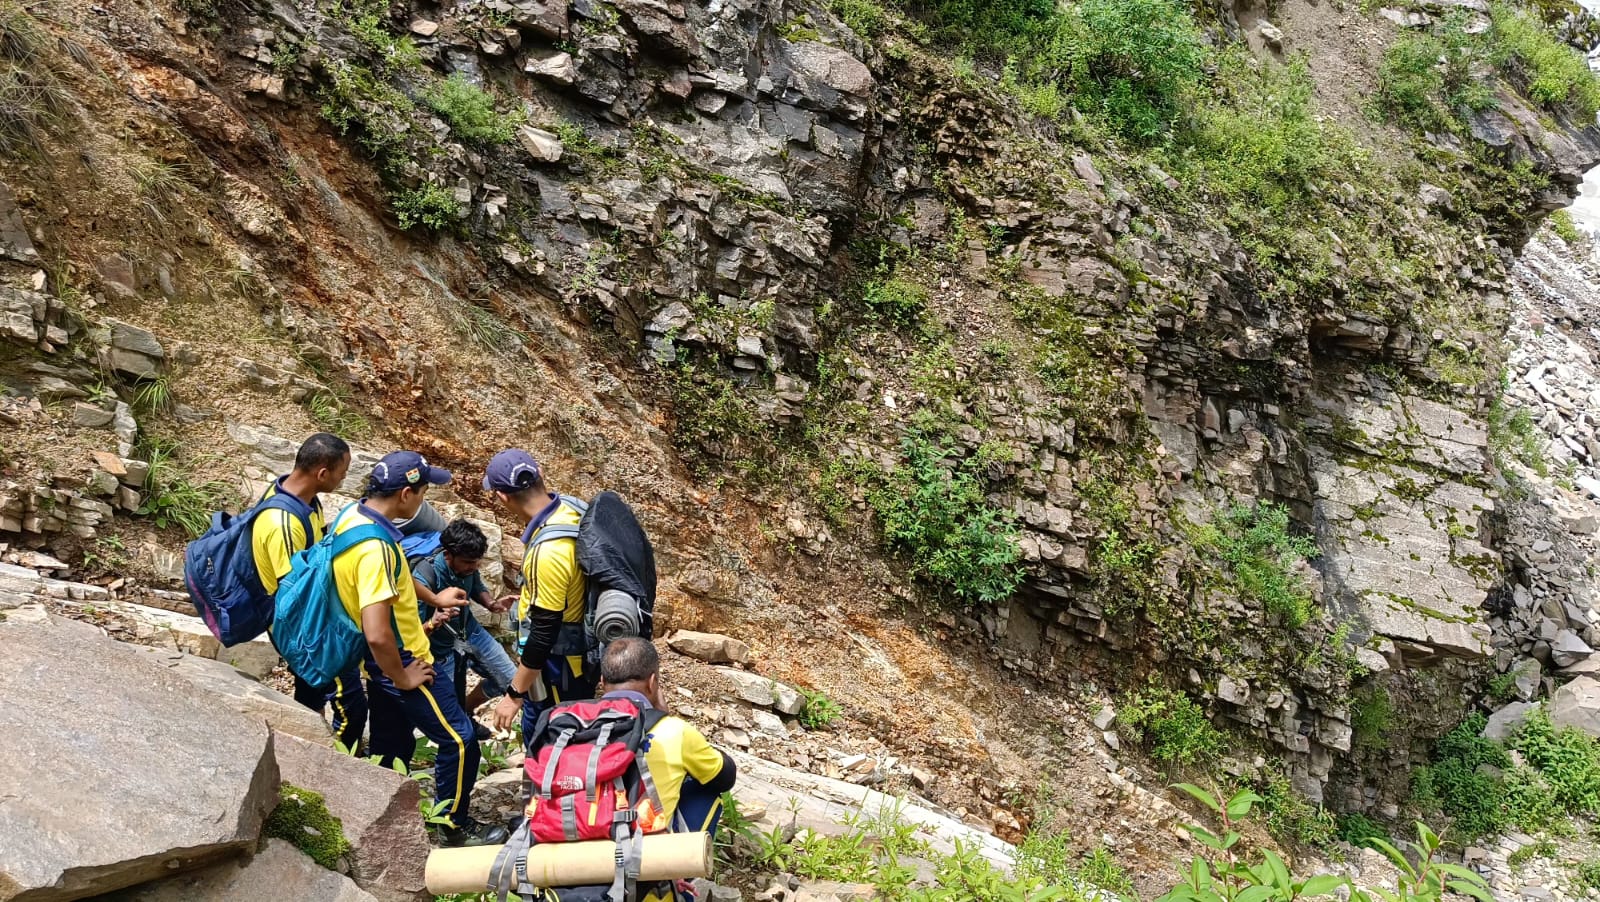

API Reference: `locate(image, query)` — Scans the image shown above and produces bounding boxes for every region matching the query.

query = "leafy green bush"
[1374,15,1497,133]
[1577,860,1600,891]
[1351,684,1394,749]
[1336,812,1391,849]
[1510,708,1600,815]
[831,0,889,37]
[423,74,524,145]
[1190,502,1320,628]
[1412,713,1512,838]
[1261,771,1338,848]
[1549,208,1583,243]
[868,432,1023,606]
[264,784,352,869]
[1119,682,1227,767]
[392,184,460,232]
[317,60,416,171]
[1488,398,1548,476]
[1489,2,1600,118]
[862,273,928,326]
[798,688,842,730]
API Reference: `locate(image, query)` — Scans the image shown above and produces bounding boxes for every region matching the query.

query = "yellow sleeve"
[251,509,306,595]
[678,722,726,784]
[519,539,579,617]
[347,540,400,612]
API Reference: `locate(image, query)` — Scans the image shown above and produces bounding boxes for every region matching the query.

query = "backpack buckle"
[612,808,637,825]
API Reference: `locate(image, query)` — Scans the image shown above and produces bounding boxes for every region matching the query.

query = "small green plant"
[132,374,174,416]
[798,688,841,730]
[1260,771,1338,848]
[1489,398,1548,476]
[1336,812,1391,849]
[1576,859,1600,891]
[1118,681,1227,768]
[423,74,525,145]
[1549,209,1583,244]
[1190,502,1320,628]
[830,0,888,37]
[862,273,928,326]
[419,797,456,827]
[1506,837,1557,867]
[1163,784,1492,902]
[305,391,371,440]
[868,431,1023,606]
[137,446,232,537]
[264,784,353,869]
[0,3,72,157]
[392,184,460,233]
[1351,684,1394,749]
[1489,2,1600,118]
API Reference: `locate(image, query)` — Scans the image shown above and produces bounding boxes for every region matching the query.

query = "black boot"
[442,815,510,848]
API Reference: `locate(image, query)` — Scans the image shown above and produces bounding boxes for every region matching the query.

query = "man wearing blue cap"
[481,449,598,741]
[333,450,506,848]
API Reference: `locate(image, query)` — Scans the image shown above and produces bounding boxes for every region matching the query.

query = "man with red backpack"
[492,638,735,902]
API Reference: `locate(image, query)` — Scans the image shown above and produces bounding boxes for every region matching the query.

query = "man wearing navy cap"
[481,449,598,741]
[333,450,506,847]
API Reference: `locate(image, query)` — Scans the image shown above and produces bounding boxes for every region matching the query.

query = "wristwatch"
[506,686,528,701]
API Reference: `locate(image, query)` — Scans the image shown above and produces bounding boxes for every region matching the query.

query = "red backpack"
[490,697,676,902]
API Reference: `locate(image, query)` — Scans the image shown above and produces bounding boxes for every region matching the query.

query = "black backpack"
[523,491,656,664]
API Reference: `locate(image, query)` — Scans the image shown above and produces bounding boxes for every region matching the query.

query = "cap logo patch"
[406,467,421,484]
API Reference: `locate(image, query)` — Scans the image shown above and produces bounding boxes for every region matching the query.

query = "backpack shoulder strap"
[254,493,314,541]
[527,523,579,548]
[330,523,404,581]
[560,494,589,514]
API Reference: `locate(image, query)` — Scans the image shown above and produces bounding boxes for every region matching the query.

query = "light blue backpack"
[272,507,400,686]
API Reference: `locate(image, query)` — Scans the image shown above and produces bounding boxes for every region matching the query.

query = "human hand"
[423,609,453,633]
[492,593,518,613]
[395,659,434,690]
[493,694,523,731]
[434,587,469,608]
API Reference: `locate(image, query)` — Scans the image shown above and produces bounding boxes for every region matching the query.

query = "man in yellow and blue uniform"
[334,450,506,848]
[249,433,366,749]
[484,449,599,742]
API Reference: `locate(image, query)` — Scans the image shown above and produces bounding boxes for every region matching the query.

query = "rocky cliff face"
[2,0,1599,837]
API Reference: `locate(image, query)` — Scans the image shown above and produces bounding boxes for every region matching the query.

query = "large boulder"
[714,667,803,715]
[1549,676,1600,738]
[103,839,378,902]
[1481,701,1536,741]
[668,630,752,665]
[128,645,334,746]
[0,615,280,901]
[273,733,430,902]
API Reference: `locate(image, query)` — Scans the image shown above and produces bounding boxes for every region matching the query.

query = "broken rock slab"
[1549,675,1600,737]
[1482,700,1536,741]
[714,666,804,715]
[100,318,165,380]
[129,644,334,746]
[273,733,430,902]
[104,839,378,902]
[0,614,280,900]
[668,629,753,665]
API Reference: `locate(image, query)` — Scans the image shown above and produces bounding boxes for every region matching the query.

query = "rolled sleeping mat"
[424,831,712,894]
[592,588,642,643]
[396,500,448,536]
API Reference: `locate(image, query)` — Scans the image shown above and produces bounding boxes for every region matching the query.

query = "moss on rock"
[262,784,352,870]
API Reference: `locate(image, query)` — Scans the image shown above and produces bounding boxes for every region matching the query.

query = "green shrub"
[1336,812,1391,849]
[1119,682,1227,767]
[392,184,460,232]
[1488,398,1548,476]
[306,391,372,440]
[1489,2,1600,118]
[862,273,928,326]
[1374,16,1496,133]
[798,688,842,730]
[264,784,352,869]
[1549,209,1583,243]
[317,60,416,171]
[1260,771,1338,848]
[1058,0,1208,143]
[667,364,764,467]
[1577,860,1600,891]
[830,0,889,37]
[1190,502,1320,628]
[1415,713,1512,838]
[423,74,524,145]
[1351,684,1394,749]
[138,447,234,537]
[869,433,1023,606]
[1510,708,1600,815]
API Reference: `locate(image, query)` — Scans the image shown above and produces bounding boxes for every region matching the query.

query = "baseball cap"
[367,451,453,493]
[482,449,543,493]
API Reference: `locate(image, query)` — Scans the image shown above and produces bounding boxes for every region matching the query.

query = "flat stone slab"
[102,839,378,902]
[1550,675,1600,738]
[129,644,333,746]
[0,615,279,901]
[274,733,430,902]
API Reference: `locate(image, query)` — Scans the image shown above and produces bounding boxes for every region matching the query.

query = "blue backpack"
[183,494,312,646]
[272,512,401,687]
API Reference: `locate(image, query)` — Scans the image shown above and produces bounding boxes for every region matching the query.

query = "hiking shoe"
[473,720,491,742]
[442,816,509,848]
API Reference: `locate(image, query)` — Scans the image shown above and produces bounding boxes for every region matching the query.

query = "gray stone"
[1092,706,1116,731]
[0,614,280,900]
[1551,630,1593,668]
[1257,20,1284,49]
[129,644,335,746]
[751,708,788,737]
[273,733,430,902]
[668,630,753,665]
[714,667,804,715]
[105,839,379,902]
[1549,675,1600,737]
[0,180,37,262]
[0,287,40,343]
[1418,183,1455,211]
[517,125,564,163]
[102,319,165,380]
[1512,659,1543,702]
[1217,675,1250,705]
[1482,701,1536,741]
[524,51,576,86]
[72,402,116,428]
